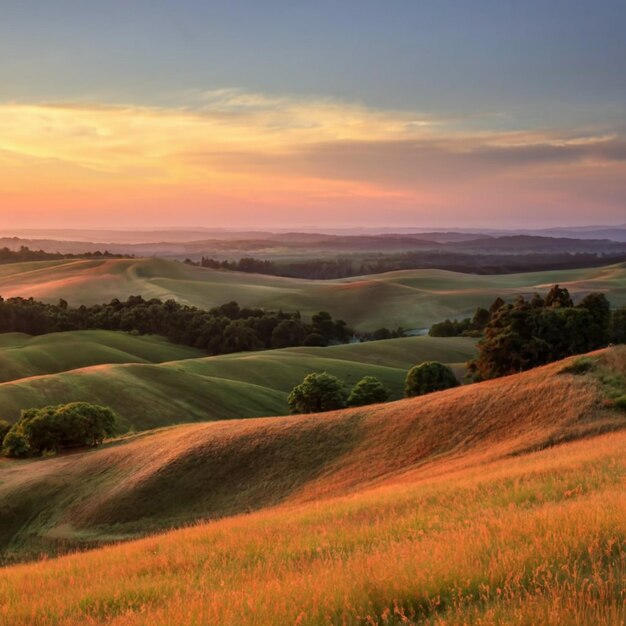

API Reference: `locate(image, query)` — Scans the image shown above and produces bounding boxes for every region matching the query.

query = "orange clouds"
[0,90,624,226]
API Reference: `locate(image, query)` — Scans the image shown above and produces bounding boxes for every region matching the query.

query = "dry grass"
[0,424,624,625]
[0,347,623,587]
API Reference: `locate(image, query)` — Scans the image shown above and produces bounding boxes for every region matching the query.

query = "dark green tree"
[287,372,347,414]
[612,307,626,344]
[0,419,11,444]
[347,376,391,407]
[2,426,30,457]
[577,293,611,349]
[405,361,459,397]
[471,307,491,331]
[545,284,573,308]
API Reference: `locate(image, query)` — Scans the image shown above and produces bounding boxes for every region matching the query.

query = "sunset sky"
[1,0,625,229]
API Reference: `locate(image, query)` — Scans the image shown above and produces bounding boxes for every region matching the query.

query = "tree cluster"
[287,361,459,414]
[469,285,624,380]
[0,295,355,355]
[287,372,391,413]
[2,403,117,457]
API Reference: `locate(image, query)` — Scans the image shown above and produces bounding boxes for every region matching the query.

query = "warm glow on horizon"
[1,91,625,228]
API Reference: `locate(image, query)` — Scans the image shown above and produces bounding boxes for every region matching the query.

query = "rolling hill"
[0,331,203,383]
[0,257,625,331]
[0,332,476,429]
[0,348,624,625]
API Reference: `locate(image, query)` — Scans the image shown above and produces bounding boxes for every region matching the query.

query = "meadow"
[0,331,203,383]
[0,349,624,624]
[0,257,624,331]
[0,348,623,565]
[0,333,476,428]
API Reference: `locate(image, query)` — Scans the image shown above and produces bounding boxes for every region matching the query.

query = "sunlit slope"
[2,429,624,625]
[0,331,203,383]
[0,348,623,565]
[0,335,476,427]
[1,258,625,330]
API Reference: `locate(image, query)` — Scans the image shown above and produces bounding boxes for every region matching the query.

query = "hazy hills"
[1,258,625,332]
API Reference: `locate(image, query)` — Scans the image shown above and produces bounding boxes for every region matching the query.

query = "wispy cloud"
[0,90,624,226]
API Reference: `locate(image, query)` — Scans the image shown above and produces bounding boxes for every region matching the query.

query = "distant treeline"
[0,295,400,354]
[185,252,626,279]
[430,285,626,380]
[0,246,132,265]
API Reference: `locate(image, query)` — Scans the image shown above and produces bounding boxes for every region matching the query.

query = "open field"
[0,333,476,429]
[0,331,203,383]
[0,348,624,624]
[0,258,625,330]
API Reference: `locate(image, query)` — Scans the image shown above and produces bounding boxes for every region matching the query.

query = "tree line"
[185,252,626,280]
[0,295,393,354]
[0,245,131,264]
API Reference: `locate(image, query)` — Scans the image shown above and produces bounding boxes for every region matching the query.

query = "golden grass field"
[0,348,624,624]
[0,257,625,330]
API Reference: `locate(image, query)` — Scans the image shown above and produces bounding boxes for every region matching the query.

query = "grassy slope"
[0,257,624,330]
[0,347,623,564]
[0,331,203,383]
[0,335,477,428]
[0,350,624,625]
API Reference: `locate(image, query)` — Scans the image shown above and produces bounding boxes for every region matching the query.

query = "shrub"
[405,361,459,397]
[559,357,597,375]
[347,376,391,407]
[288,372,347,414]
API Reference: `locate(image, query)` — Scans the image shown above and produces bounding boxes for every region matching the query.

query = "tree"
[2,426,30,457]
[545,284,573,308]
[303,332,327,347]
[347,376,390,407]
[405,361,459,397]
[577,293,611,349]
[271,319,306,349]
[612,307,626,344]
[288,372,347,414]
[0,419,10,443]
[471,307,491,331]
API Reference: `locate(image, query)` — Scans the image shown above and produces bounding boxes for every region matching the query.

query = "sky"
[1,0,625,229]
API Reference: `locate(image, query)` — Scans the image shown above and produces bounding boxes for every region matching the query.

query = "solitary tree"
[347,376,391,407]
[288,372,347,414]
[405,361,459,397]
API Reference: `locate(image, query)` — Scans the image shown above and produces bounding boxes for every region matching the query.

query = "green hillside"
[0,257,624,330]
[0,333,476,430]
[0,347,623,565]
[0,331,203,383]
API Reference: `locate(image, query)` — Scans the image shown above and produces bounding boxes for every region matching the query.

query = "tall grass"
[1,428,624,625]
